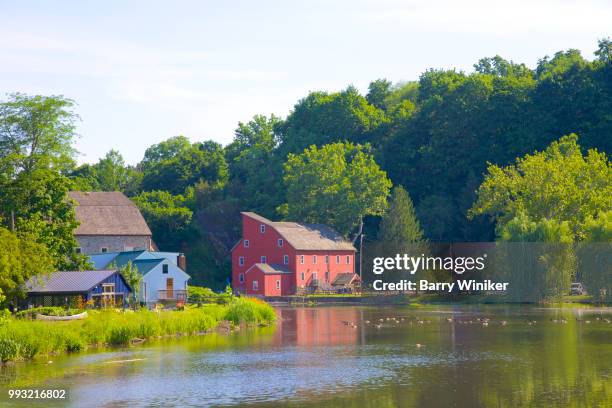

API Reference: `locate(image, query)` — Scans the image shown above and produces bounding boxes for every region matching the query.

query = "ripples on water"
[1,305,611,408]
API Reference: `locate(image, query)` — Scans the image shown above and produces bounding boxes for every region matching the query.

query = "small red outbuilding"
[244,263,293,297]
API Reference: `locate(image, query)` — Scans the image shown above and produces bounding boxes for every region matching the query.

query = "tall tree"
[0,227,55,307]
[225,114,283,217]
[141,140,228,195]
[378,186,423,243]
[0,94,87,270]
[95,149,129,191]
[282,142,391,238]
[119,260,142,307]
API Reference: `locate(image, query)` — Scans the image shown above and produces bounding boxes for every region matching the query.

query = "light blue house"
[90,250,190,304]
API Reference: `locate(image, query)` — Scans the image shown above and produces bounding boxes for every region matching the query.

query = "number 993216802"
[8,389,67,399]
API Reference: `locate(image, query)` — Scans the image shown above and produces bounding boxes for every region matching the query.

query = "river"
[1,305,611,407]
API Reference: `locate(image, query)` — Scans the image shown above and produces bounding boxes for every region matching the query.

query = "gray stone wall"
[77,235,151,255]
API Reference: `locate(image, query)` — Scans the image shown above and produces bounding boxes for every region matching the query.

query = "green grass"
[0,297,276,363]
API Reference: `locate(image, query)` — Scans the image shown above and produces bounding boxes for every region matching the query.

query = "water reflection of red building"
[274,307,362,346]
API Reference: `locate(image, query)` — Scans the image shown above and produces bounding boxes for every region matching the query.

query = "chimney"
[177,253,187,272]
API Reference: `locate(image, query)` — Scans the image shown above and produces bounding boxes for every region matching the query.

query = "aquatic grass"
[224,297,277,325]
[0,297,275,363]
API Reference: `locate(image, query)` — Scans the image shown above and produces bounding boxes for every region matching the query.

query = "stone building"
[68,191,153,255]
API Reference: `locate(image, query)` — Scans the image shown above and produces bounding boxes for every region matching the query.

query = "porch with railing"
[157,290,188,301]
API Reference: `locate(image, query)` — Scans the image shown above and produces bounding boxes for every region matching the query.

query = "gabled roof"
[89,250,145,270]
[68,191,152,236]
[27,270,129,293]
[248,263,292,274]
[111,250,147,268]
[132,258,164,275]
[332,273,361,286]
[241,212,356,251]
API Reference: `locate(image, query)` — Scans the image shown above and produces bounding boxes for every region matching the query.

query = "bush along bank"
[0,297,276,363]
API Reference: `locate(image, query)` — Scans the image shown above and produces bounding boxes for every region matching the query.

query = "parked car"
[570,282,587,296]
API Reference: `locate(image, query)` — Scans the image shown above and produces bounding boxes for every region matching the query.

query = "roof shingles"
[69,191,152,236]
[241,212,355,251]
[27,270,119,293]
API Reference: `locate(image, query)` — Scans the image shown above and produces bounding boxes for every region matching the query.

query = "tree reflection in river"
[1,305,611,408]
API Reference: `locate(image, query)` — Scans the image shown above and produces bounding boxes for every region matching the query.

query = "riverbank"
[2,304,611,408]
[0,297,276,364]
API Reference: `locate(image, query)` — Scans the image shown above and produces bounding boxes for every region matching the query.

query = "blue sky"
[1,0,610,165]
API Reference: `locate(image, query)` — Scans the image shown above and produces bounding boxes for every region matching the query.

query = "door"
[166,278,174,299]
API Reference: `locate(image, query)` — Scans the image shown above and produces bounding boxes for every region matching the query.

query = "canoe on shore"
[36,311,88,321]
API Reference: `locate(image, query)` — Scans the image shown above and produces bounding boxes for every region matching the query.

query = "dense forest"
[1,41,611,292]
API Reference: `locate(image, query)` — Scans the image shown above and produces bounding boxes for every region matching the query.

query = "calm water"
[1,305,611,408]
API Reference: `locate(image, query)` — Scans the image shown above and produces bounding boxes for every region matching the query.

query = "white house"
[90,250,190,304]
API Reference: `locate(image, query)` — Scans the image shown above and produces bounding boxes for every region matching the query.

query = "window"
[239,273,244,283]
[239,256,245,266]
[260,256,267,264]
[300,255,304,264]
[346,256,351,264]
[75,247,82,254]
[325,272,329,282]
[300,272,305,281]
[336,255,340,264]
[276,280,281,290]
[253,280,259,290]
[283,255,289,265]
[325,255,329,264]
[260,224,266,233]
[244,239,250,248]
[277,239,283,247]
[312,272,317,280]
[313,255,317,264]
[102,283,115,293]
[163,264,169,274]
[101,247,108,253]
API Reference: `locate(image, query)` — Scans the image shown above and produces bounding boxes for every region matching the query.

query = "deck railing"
[157,290,187,301]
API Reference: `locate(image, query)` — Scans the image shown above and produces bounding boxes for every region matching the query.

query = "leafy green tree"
[0,227,55,307]
[498,212,576,301]
[0,93,77,174]
[366,79,393,110]
[594,38,611,62]
[469,134,611,240]
[95,149,130,191]
[0,94,87,270]
[577,211,611,302]
[132,190,194,250]
[119,260,142,306]
[474,55,531,77]
[282,142,391,238]
[141,140,228,195]
[140,135,192,172]
[225,114,283,217]
[277,86,389,154]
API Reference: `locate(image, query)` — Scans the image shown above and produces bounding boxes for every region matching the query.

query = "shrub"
[107,326,132,346]
[18,337,41,359]
[224,297,276,325]
[0,338,19,362]
[64,334,85,353]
